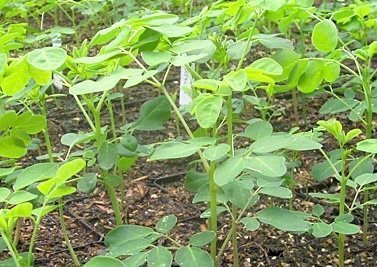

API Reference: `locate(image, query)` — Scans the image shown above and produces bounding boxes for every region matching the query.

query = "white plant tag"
[52,36,63,91]
[179,65,193,106]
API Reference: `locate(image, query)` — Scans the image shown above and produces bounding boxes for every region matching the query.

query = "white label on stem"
[179,65,193,106]
[52,36,63,91]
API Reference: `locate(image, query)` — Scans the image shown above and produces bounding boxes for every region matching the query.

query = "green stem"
[1,232,21,267]
[58,199,81,266]
[73,95,96,132]
[28,212,44,265]
[292,89,299,126]
[120,97,127,124]
[362,73,372,244]
[104,179,123,226]
[159,85,210,172]
[338,158,347,267]
[119,178,126,218]
[107,99,117,139]
[362,190,369,244]
[209,160,217,265]
[226,96,239,267]
[41,100,54,162]
[236,12,262,71]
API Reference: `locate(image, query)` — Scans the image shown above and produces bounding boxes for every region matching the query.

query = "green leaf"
[73,50,121,64]
[0,136,27,159]
[13,112,46,134]
[251,0,286,11]
[222,178,255,208]
[1,59,30,96]
[175,247,214,267]
[309,193,340,203]
[244,156,287,178]
[151,142,201,161]
[70,69,143,95]
[122,252,147,267]
[184,171,208,192]
[141,51,172,67]
[287,59,308,88]
[0,111,17,131]
[27,47,67,70]
[170,40,216,64]
[271,49,300,81]
[284,136,322,151]
[297,60,323,93]
[98,142,117,170]
[0,188,11,202]
[84,256,125,267]
[32,205,59,217]
[203,144,230,161]
[243,120,273,141]
[354,173,377,187]
[356,139,377,153]
[312,204,325,217]
[349,157,373,179]
[312,222,332,237]
[77,173,97,193]
[344,129,362,144]
[156,215,177,234]
[335,214,353,223]
[189,231,216,247]
[105,225,155,246]
[147,247,172,267]
[214,157,245,186]
[171,54,209,66]
[5,202,33,218]
[223,70,247,91]
[319,98,358,115]
[331,222,360,235]
[55,158,86,186]
[191,95,222,129]
[28,65,51,85]
[108,238,152,257]
[133,96,171,131]
[323,62,340,82]
[192,79,220,92]
[14,163,58,190]
[259,186,292,199]
[311,19,338,53]
[0,167,15,177]
[117,157,137,173]
[250,134,292,153]
[147,24,192,38]
[48,186,76,199]
[256,207,311,232]
[249,58,283,76]
[7,191,37,205]
[240,217,260,231]
[124,70,158,88]
[255,34,294,50]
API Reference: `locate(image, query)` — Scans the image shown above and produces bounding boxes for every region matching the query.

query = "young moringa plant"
[60,3,332,266]
[84,214,216,267]
[311,119,377,267]
[0,158,86,267]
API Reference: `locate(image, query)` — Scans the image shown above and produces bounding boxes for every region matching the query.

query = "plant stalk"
[58,199,81,266]
[1,232,21,267]
[209,160,218,265]
[362,74,372,244]
[338,159,347,267]
[226,96,239,267]
[104,180,123,226]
